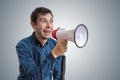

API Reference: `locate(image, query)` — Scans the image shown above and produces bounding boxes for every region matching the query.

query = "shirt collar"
[31,32,49,47]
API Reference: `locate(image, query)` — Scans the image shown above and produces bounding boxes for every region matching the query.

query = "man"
[16,7,68,80]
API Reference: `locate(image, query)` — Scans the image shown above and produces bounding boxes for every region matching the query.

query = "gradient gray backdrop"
[0,0,120,80]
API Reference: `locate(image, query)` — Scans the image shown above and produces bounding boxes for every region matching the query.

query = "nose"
[46,22,51,28]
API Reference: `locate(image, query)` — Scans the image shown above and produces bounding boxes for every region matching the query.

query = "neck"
[35,33,48,46]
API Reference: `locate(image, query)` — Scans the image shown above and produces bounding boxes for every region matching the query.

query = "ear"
[31,21,36,30]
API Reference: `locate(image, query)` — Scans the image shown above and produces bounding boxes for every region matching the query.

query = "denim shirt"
[16,32,62,80]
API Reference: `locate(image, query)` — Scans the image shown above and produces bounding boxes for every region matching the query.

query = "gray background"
[0,0,120,80]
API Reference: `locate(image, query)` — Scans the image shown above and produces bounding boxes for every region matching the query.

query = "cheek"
[51,27,53,30]
[51,23,53,26]
[34,26,41,32]
[50,24,54,29]
[37,27,43,32]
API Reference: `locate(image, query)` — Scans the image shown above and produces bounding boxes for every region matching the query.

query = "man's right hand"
[51,40,68,58]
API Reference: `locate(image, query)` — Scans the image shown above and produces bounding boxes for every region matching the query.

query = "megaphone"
[52,24,88,48]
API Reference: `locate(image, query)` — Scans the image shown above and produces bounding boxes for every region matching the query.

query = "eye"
[40,19,47,23]
[50,20,54,23]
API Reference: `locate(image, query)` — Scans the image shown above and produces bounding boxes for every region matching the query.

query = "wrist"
[51,50,58,58]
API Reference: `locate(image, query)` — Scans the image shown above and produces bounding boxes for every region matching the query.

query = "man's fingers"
[58,40,68,45]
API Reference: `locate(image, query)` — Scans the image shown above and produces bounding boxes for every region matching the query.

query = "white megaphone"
[52,24,88,48]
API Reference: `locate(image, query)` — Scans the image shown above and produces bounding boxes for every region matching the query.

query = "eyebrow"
[40,18,53,21]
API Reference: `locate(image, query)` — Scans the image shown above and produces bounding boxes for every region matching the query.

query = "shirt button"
[50,70,52,73]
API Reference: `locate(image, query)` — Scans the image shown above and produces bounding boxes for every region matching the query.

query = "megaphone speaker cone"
[74,24,88,48]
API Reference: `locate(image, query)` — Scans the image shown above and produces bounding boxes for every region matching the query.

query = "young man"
[16,7,68,80]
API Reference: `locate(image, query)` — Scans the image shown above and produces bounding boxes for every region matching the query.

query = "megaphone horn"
[52,24,88,48]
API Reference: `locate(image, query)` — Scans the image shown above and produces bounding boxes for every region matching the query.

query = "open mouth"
[43,29,51,35]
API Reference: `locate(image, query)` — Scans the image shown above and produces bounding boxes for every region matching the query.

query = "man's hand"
[51,40,68,58]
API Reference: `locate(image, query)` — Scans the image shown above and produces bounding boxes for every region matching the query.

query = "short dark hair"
[30,7,53,23]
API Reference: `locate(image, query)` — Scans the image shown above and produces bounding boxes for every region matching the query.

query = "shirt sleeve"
[16,43,41,80]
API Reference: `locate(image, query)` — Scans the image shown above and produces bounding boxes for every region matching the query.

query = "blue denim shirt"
[16,32,62,80]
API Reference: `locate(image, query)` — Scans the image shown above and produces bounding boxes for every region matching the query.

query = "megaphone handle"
[60,55,66,80]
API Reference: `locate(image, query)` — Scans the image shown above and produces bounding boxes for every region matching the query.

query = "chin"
[43,36,51,39]
[44,34,51,39]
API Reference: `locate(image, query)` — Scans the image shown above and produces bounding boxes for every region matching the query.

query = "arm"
[53,56,66,80]
[53,56,62,80]
[16,42,57,80]
[16,43,41,80]
[51,40,68,80]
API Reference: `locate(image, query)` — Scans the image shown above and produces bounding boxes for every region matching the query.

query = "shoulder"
[16,36,32,48]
